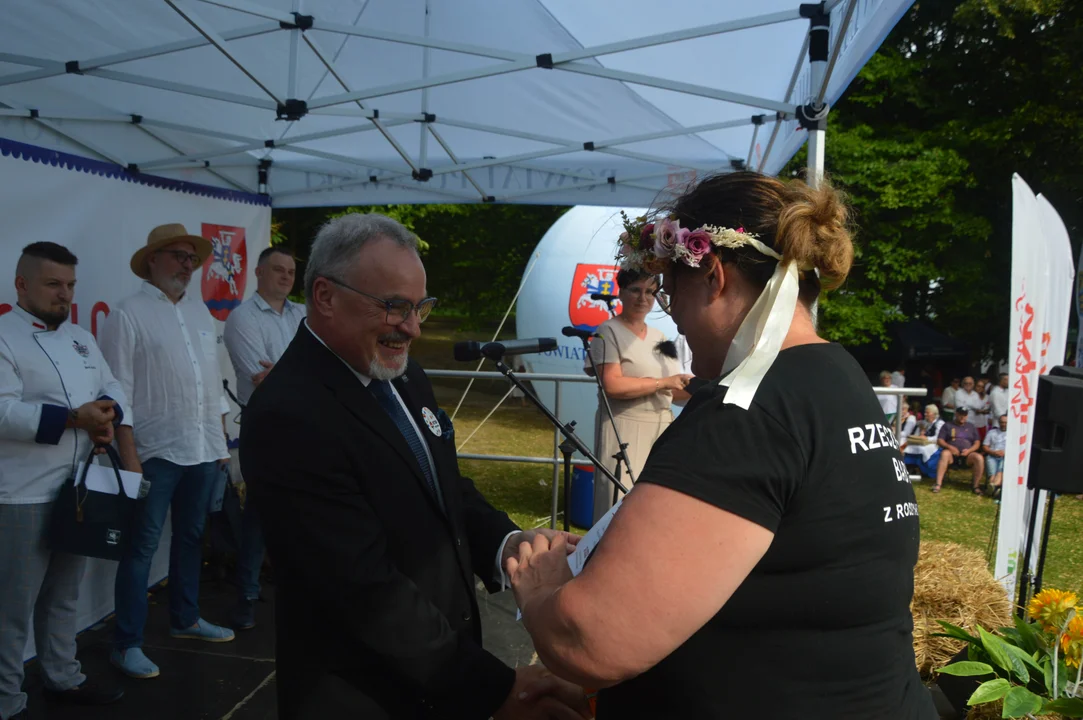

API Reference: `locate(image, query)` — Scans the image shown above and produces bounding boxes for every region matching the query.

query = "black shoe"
[43,678,124,705]
[232,598,256,630]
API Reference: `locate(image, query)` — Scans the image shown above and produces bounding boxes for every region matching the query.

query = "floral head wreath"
[616,211,782,274]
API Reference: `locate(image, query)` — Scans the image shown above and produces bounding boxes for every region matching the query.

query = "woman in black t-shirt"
[507,172,937,719]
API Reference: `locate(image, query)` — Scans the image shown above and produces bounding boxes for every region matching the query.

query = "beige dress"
[587,318,681,524]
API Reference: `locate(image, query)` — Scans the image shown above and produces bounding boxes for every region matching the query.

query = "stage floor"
[19,569,536,719]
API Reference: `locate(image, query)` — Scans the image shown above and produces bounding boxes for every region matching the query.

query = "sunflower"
[1060,615,1083,669]
[1027,589,1079,632]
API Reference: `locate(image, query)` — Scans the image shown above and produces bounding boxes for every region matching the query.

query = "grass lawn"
[418,315,1083,598]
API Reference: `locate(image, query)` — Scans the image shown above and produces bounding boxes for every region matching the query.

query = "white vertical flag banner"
[0,137,271,659]
[995,175,1075,600]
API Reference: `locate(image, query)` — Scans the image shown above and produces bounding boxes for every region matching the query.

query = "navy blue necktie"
[368,380,442,508]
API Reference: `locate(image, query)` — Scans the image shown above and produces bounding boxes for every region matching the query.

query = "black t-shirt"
[596,343,936,719]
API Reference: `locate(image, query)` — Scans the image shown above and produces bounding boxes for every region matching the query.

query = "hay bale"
[912,541,1013,679]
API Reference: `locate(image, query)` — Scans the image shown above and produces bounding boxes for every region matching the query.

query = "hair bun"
[775,178,853,290]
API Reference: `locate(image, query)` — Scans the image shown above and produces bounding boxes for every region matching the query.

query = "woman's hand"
[508,533,574,618]
[660,374,693,392]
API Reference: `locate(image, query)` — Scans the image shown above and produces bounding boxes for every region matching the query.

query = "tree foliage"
[808,0,1083,358]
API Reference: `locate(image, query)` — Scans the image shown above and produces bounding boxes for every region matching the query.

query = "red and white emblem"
[201,223,247,321]
[421,407,441,436]
[568,263,621,331]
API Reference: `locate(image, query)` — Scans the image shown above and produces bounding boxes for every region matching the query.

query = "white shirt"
[98,282,229,466]
[941,386,957,409]
[878,392,898,415]
[223,293,305,405]
[306,322,514,588]
[989,385,1009,420]
[954,389,982,416]
[891,371,905,388]
[0,306,129,504]
[984,427,1007,453]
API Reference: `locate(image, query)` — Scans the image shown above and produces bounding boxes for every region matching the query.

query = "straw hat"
[130,224,212,280]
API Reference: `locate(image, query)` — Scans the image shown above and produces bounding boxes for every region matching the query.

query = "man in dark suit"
[240,214,590,719]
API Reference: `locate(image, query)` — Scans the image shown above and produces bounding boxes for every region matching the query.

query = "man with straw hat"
[99,223,235,680]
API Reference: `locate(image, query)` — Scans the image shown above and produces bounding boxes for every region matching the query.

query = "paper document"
[78,462,143,498]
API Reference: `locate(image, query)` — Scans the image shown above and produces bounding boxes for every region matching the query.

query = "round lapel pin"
[421,407,442,436]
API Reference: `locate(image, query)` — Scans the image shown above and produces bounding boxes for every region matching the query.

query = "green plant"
[935,589,1083,717]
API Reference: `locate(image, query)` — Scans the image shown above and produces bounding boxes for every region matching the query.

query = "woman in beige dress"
[587,268,691,523]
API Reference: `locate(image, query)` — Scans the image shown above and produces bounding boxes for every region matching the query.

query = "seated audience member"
[933,407,984,494]
[902,405,945,479]
[982,414,1008,498]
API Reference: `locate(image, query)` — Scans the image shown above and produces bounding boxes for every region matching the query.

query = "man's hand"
[493,665,593,720]
[503,529,579,573]
[960,448,970,457]
[949,446,961,457]
[251,360,273,387]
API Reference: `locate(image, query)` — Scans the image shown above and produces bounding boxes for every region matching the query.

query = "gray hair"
[303,213,420,303]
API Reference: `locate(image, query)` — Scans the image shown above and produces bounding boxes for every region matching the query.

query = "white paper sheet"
[77,461,143,498]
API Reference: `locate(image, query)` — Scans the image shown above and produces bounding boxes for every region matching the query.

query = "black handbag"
[49,444,138,561]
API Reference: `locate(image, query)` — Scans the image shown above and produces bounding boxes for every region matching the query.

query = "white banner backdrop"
[994,175,1075,600]
[0,136,271,660]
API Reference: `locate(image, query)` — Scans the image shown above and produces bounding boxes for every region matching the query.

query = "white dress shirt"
[0,305,129,504]
[98,282,229,466]
[891,371,905,388]
[941,386,957,410]
[306,322,516,587]
[989,385,1009,420]
[984,427,1007,453]
[223,292,305,406]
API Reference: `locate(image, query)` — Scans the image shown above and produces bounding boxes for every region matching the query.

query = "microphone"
[453,338,558,362]
[562,326,599,340]
[590,293,618,302]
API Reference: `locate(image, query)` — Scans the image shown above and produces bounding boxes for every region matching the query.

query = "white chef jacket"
[223,292,305,406]
[0,305,129,504]
[98,282,229,466]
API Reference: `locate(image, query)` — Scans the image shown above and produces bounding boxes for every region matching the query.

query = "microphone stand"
[488,356,628,531]
[575,334,636,509]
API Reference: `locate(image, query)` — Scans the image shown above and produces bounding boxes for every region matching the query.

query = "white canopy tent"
[0,0,914,208]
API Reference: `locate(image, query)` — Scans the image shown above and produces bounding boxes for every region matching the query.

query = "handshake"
[494,664,593,720]
[67,398,119,448]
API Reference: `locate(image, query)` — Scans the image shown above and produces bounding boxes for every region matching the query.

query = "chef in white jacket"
[0,242,127,719]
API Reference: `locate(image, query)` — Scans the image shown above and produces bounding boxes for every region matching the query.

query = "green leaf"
[1013,615,1045,655]
[967,678,1012,705]
[1042,697,1083,718]
[980,627,1027,682]
[1003,643,1045,681]
[935,621,982,645]
[940,661,997,677]
[1001,686,1043,717]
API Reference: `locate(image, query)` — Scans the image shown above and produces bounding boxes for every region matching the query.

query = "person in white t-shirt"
[941,377,960,421]
[876,370,898,420]
[989,372,1009,420]
[953,376,981,425]
[891,364,906,388]
[100,224,236,680]
[983,414,1008,497]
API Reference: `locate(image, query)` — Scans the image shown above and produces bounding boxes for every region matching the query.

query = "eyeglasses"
[324,276,437,324]
[158,249,202,267]
[655,290,671,314]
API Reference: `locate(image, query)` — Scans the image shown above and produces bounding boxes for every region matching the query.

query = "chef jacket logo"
[72,340,90,358]
[201,224,247,321]
[568,263,621,331]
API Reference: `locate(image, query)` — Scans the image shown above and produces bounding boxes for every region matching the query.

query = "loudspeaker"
[1027,366,1083,494]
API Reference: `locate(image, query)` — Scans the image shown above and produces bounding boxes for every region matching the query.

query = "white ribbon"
[718,260,802,410]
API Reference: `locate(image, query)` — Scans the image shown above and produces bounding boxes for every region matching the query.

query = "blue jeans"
[114,459,218,650]
[235,502,264,602]
[986,455,1004,478]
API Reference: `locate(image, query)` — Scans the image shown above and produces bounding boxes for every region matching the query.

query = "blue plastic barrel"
[569,465,595,529]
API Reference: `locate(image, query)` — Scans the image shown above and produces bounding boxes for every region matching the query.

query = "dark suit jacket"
[239,323,519,719]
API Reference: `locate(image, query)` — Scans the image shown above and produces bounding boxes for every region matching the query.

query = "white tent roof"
[0,0,912,207]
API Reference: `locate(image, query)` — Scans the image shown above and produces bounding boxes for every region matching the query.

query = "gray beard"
[369,352,408,381]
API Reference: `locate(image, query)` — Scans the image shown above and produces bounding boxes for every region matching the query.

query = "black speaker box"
[1027,366,1083,494]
